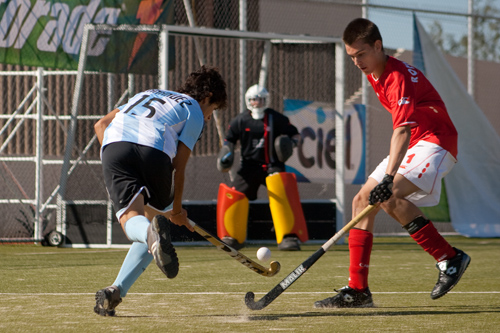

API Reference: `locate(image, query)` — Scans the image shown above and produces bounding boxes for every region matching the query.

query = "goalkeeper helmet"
[245,84,269,119]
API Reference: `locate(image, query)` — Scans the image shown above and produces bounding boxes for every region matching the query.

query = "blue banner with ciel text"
[284,100,365,185]
[344,104,366,185]
[284,99,335,183]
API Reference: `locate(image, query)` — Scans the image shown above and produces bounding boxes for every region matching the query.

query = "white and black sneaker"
[431,247,471,299]
[314,286,374,308]
[94,286,122,316]
[147,215,179,279]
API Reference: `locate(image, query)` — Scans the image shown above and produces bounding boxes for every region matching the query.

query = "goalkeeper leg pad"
[216,183,249,245]
[266,172,309,244]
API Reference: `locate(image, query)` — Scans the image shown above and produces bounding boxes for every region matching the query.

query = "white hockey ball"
[256,247,272,262]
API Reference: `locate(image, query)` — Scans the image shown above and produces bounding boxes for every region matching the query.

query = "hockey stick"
[245,204,377,310]
[188,219,281,277]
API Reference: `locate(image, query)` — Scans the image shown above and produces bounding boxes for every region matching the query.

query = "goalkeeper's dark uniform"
[224,108,299,200]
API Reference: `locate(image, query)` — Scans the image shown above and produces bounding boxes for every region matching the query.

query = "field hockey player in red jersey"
[314,18,470,309]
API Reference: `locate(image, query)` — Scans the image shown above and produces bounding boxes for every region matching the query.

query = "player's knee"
[380,194,400,214]
[119,215,130,231]
[353,191,370,210]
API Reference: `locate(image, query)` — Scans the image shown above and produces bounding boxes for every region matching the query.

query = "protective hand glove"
[274,135,294,162]
[220,151,233,164]
[369,174,394,205]
[217,144,234,172]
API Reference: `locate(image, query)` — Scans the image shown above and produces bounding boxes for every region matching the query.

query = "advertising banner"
[284,99,335,183]
[284,99,366,184]
[344,104,366,185]
[0,0,174,73]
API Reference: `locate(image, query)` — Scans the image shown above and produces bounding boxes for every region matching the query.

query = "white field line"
[0,291,498,296]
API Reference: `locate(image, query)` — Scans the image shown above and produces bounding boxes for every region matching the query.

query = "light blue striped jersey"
[102,89,205,159]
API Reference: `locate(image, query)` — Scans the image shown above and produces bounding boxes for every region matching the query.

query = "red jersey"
[367,56,457,158]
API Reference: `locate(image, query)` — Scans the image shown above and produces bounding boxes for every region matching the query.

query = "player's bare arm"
[369,125,411,205]
[94,108,120,145]
[170,141,194,231]
[386,125,411,176]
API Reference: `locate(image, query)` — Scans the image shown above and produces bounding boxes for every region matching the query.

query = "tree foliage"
[428,0,500,62]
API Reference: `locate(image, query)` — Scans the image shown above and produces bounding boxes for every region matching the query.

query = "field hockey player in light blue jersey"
[92,66,227,316]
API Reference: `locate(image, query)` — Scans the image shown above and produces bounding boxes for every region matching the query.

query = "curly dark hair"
[176,65,228,109]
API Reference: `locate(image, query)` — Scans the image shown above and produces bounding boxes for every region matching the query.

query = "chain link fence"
[1,0,499,244]
[57,24,342,246]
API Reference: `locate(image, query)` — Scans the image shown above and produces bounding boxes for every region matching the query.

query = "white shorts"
[369,141,456,207]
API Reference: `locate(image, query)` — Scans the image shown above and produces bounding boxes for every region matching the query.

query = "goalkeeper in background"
[216,84,307,251]
[314,18,470,309]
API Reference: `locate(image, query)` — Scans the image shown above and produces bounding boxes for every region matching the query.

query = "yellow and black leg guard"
[266,172,309,244]
[216,183,249,244]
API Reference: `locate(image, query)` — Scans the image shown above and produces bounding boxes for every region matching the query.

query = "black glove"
[274,135,294,162]
[369,174,394,205]
[217,144,234,172]
[221,152,233,164]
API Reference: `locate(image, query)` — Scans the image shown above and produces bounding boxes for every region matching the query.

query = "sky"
[366,0,493,51]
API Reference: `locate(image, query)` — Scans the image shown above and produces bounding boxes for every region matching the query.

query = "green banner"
[0,0,174,73]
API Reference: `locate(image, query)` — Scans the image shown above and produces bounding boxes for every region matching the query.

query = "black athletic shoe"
[278,235,301,251]
[94,286,122,316]
[431,247,471,299]
[222,236,245,250]
[147,215,179,279]
[314,286,374,308]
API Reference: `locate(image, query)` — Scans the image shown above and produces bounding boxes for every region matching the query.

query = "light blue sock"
[113,242,153,297]
[124,215,150,244]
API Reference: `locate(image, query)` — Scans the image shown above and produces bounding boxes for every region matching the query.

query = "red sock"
[410,221,456,262]
[348,228,373,291]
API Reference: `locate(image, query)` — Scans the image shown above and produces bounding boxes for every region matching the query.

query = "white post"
[239,0,247,113]
[106,72,115,245]
[159,26,169,90]
[59,25,91,201]
[335,43,345,238]
[35,67,44,242]
[107,73,115,110]
[58,24,91,239]
[468,0,475,98]
[106,200,113,246]
[258,41,272,88]
[128,73,135,97]
[362,0,369,179]
[181,3,226,144]
[182,0,206,65]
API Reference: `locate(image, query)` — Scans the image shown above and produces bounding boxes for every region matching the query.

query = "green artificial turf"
[0,236,499,332]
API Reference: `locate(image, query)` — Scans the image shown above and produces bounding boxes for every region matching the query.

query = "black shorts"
[232,164,284,201]
[102,142,174,219]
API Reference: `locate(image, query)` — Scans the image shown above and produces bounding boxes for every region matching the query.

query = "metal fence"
[0,69,76,242]
[1,0,499,244]
[58,24,343,247]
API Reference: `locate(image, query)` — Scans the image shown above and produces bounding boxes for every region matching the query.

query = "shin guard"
[266,172,309,244]
[216,183,249,244]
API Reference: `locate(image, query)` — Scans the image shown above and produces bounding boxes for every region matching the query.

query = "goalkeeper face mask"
[245,84,269,120]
